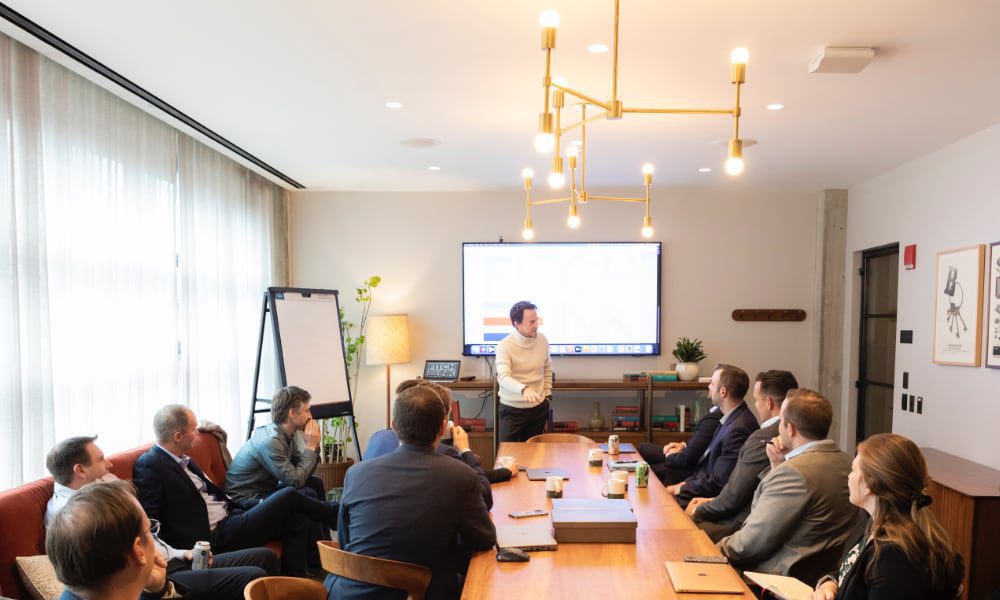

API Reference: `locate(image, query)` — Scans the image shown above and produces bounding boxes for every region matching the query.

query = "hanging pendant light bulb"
[725,139,744,175]
[641,215,654,238]
[567,204,580,228]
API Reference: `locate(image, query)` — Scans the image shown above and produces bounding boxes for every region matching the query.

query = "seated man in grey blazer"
[717,388,858,584]
[326,382,497,600]
[685,370,798,542]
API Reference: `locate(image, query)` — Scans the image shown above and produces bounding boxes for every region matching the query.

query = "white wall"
[844,123,1000,469]
[290,188,822,453]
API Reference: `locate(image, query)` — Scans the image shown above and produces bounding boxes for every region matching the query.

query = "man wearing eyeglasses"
[45,436,276,600]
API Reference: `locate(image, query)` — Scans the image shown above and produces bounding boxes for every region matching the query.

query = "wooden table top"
[462,442,754,599]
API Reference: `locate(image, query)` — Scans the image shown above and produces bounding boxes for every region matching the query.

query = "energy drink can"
[607,434,620,455]
[192,541,211,570]
[635,461,649,488]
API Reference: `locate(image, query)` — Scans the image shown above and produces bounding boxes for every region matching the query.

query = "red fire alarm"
[903,244,916,270]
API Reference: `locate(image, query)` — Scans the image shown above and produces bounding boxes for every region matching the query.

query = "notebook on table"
[599,442,637,453]
[495,524,558,551]
[522,467,569,481]
[664,561,745,594]
[743,572,813,600]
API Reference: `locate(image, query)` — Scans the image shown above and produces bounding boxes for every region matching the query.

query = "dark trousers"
[168,547,278,600]
[213,486,338,576]
[499,399,550,443]
[637,442,694,485]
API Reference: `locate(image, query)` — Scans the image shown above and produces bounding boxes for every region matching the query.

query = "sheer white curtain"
[0,33,288,489]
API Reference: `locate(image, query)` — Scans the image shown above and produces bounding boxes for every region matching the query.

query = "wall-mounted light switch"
[902,372,909,388]
[908,395,915,412]
[916,396,923,414]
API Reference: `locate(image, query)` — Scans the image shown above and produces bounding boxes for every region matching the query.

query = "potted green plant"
[317,416,355,491]
[672,337,706,381]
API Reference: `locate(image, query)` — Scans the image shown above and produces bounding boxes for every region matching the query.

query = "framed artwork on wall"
[986,242,1000,369]
[933,245,985,366]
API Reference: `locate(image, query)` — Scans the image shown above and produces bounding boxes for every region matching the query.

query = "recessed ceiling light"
[587,43,609,54]
[385,101,403,109]
[766,103,784,110]
[699,167,712,172]
[427,166,441,171]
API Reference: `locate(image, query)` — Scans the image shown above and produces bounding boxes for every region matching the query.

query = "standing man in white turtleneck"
[496,301,553,442]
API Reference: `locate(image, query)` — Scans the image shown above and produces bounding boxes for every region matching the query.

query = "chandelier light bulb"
[566,145,580,158]
[534,132,556,153]
[552,76,569,88]
[521,167,534,179]
[567,214,581,228]
[641,215,654,238]
[522,226,535,240]
[725,156,745,175]
[539,10,560,28]
[548,171,566,189]
[730,47,749,64]
[641,163,655,175]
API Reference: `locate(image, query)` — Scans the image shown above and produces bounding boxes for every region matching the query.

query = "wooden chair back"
[317,540,432,600]
[526,433,594,444]
[243,576,326,600]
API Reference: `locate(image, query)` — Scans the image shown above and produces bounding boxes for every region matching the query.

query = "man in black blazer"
[326,383,496,600]
[134,405,340,576]
[666,364,759,508]
[686,370,799,541]
[638,406,722,485]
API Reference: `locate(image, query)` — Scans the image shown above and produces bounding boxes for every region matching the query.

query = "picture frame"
[933,245,985,366]
[986,241,1000,369]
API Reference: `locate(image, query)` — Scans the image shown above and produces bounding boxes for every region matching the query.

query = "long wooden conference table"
[462,441,755,598]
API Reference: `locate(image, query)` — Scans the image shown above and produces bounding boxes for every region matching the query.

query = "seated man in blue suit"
[47,479,175,600]
[134,405,339,576]
[327,383,497,600]
[666,364,759,508]
[637,404,722,485]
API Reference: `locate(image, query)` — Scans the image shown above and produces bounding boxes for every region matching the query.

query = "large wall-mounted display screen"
[462,242,661,356]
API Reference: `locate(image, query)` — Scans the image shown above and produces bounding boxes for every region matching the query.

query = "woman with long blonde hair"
[813,433,963,599]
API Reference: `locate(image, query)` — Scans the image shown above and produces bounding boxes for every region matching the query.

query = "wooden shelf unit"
[443,378,710,461]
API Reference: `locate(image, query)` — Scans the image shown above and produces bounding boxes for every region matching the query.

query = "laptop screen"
[423,360,461,381]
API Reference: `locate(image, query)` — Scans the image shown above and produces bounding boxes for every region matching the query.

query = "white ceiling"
[4,0,1000,192]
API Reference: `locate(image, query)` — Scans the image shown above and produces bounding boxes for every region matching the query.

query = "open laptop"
[521,467,569,481]
[496,524,558,551]
[422,359,461,383]
[664,561,745,594]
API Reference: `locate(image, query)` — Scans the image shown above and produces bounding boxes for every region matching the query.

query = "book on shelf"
[552,421,579,432]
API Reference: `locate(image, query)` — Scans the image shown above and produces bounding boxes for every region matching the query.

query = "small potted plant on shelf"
[672,337,706,381]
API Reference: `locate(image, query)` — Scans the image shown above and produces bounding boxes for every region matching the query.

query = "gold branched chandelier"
[520,0,749,240]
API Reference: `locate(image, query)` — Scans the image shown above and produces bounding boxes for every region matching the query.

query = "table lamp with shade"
[365,314,411,428]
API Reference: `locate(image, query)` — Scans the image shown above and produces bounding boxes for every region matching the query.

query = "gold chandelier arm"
[586,195,646,203]
[543,49,552,114]
[733,82,742,140]
[552,83,611,111]
[612,0,620,106]
[531,197,573,206]
[558,111,608,134]
[622,107,735,115]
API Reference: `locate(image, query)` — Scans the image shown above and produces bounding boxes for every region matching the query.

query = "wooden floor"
[462,442,755,599]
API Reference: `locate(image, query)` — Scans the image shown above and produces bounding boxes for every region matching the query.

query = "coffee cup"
[611,469,629,492]
[497,455,518,471]
[588,448,603,466]
[546,475,564,498]
[601,478,626,499]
